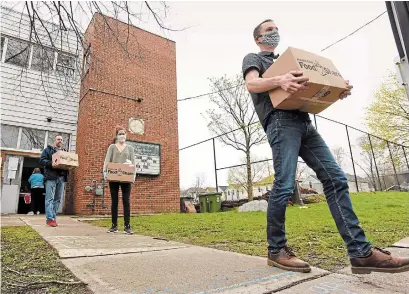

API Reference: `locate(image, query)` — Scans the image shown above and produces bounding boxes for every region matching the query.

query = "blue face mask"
[260,29,280,47]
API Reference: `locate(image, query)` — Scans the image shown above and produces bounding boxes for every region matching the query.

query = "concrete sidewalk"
[10,215,409,294]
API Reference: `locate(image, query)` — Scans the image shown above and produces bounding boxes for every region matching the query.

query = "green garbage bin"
[198,193,222,213]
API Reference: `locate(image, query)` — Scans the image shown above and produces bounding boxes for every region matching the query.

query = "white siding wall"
[0,6,81,152]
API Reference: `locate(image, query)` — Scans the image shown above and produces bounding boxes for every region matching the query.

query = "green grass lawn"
[1,226,92,294]
[90,192,409,271]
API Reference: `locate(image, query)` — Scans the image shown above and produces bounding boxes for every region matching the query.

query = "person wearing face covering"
[242,19,409,274]
[103,126,136,234]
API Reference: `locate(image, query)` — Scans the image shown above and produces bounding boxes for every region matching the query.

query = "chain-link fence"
[180,114,409,197]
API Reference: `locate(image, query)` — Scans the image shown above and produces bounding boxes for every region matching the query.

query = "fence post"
[212,138,219,192]
[345,126,359,192]
[314,114,317,130]
[403,146,409,171]
[368,134,382,191]
[387,141,401,191]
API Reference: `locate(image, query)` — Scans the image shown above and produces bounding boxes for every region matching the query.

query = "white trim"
[44,131,49,149]
[53,51,58,71]
[2,37,8,62]
[0,147,42,155]
[16,127,22,149]
[28,44,34,69]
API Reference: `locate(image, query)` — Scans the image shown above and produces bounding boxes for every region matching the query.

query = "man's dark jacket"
[40,145,68,181]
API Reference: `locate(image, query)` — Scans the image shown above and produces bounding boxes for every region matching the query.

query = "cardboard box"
[52,151,78,170]
[106,163,136,183]
[262,47,348,114]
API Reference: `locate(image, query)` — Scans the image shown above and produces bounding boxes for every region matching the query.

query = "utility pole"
[386,1,409,101]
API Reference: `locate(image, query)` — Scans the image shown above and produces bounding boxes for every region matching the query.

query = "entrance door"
[1,155,24,214]
[18,157,44,214]
[2,155,24,186]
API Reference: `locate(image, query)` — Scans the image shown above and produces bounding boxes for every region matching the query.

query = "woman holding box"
[103,126,136,234]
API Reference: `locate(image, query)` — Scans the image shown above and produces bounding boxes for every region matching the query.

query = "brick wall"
[74,14,180,215]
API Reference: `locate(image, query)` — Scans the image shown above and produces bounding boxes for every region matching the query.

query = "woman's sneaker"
[124,225,133,235]
[27,211,34,216]
[36,211,40,215]
[107,225,118,233]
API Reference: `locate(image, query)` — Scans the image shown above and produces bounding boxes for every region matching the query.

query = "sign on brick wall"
[127,141,161,176]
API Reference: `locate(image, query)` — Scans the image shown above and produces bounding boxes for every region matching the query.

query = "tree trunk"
[246,151,253,201]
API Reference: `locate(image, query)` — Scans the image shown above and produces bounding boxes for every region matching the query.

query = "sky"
[164,1,400,188]
[2,1,400,189]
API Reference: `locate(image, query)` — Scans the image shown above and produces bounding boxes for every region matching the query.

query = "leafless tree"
[354,136,406,191]
[227,154,270,196]
[296,162,309,181]
[204,75,267,201]
[332,146,346,169]
[192,173,206,196]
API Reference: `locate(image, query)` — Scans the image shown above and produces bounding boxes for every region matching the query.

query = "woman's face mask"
[117,134,126,142]
[259,29,280,47]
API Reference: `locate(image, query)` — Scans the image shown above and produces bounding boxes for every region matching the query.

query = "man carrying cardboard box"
[242,19,409,274]
[40,135,68,227]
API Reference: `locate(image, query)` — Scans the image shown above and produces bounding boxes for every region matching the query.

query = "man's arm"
[242,53,309,94]
[40,149,52,168]
[245,69,310,94]
[245,69,283,93]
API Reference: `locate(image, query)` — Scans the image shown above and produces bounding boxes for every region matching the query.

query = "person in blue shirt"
[28,168,44,215]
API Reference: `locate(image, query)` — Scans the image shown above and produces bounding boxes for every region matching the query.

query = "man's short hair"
[253,19,274,40]
[54,134,63,139]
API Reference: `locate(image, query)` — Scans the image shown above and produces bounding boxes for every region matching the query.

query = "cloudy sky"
[3,1,400,189]
[165,1,399,188]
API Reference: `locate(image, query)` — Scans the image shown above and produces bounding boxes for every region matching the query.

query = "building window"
[47,132,70,150]
[56,53,76,78]
[309,182,312,188]
[31,44,55,72]
[4,37,30,68]
[0,125,19,148]
[20,128,46,151]
[83,48,91,75]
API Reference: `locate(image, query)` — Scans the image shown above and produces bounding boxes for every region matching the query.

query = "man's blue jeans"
[266,111,371,258]
[45,177,65,221]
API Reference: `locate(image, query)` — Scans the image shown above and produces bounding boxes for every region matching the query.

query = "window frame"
[0,35,77,79]
[55,51,77,79]
[30,42,57,72]
[19,127,47,152]
[3,36,31,68]
[0,124,20,149]
[0,124,71,153]
[82,45,91,77]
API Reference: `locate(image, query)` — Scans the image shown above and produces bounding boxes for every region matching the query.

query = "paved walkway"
[3,215,409,294]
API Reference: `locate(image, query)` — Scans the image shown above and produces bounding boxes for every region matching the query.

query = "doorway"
[18,157,45,214]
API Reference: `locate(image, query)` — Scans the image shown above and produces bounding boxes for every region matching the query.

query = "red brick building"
[72,14,180,215]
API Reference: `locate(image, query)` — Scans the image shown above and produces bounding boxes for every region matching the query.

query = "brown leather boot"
[350,247,409,274]
[267,246,311,273]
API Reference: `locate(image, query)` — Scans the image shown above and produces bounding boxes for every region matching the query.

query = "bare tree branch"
[204,74,268,200]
